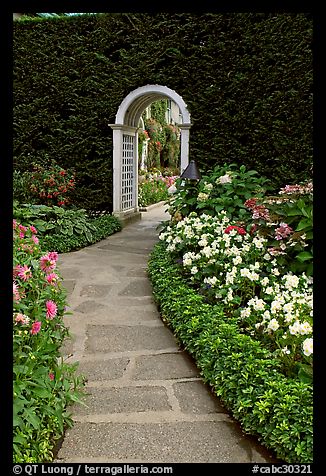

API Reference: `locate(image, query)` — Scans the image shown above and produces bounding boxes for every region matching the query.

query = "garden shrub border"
[147,242,313,463]
[40,214,122,253]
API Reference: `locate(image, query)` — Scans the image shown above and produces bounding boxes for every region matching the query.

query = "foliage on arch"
[13,13,312,213]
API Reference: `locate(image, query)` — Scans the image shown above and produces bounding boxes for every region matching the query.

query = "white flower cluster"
[216,174,232,184]
[159,213,313,362]
[159,212,267,308]
[240,271,313,357]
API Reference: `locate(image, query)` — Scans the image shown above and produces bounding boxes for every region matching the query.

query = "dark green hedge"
[147,242,313,464]
[13,13,312,212]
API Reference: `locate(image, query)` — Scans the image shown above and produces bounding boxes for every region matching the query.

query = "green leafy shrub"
[13,203,97,241]
[147,242,313,463]
[13,170,37,204]
[245,181,313,276]
[13,221,85,462]
[13,202,122,253]
[42,214,122,252]
[161,124,180,169]
[145,117,166,169]
[29,162,75,206]
[169,163,271,222]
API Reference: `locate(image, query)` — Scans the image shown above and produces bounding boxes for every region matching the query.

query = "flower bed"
[138,172,178,207]
[148,164,313,463]
[13,221,85,462]
[148,242,313,463]
[158,212,313,381]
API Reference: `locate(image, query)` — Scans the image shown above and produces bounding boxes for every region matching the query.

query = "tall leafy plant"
[169,163,271,222]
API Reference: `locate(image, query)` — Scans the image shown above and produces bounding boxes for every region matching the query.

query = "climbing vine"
[139,100,180,171]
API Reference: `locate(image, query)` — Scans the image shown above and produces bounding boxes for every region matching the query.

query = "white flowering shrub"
[159,211,313,380]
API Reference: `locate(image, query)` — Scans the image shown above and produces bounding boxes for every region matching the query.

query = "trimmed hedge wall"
[13,13,312,212]
[147,242,313,464]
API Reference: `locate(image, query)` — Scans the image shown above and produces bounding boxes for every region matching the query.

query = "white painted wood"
[110,85,192,215]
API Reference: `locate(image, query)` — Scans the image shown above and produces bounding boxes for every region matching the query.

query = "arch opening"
[109,85,191,217]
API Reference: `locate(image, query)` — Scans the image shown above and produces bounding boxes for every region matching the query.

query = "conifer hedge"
[13,13,312,213]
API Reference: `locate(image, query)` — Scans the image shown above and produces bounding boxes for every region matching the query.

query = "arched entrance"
[109,85,191,217]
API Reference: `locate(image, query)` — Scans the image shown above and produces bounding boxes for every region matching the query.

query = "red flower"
[224,225,246,235]
[244,198,258,209]
[250,224,257,235]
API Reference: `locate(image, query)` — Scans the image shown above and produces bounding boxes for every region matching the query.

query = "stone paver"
[55,205,280,464]
[132,353,200,380]
[57,421,273,463]
[85,325,179,353]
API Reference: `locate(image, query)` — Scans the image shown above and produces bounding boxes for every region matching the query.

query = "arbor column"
[178,123,191,173]
[109,123,138,215]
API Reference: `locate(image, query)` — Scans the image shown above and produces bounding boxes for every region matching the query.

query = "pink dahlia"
[31,235,39,245]
[46,300,57,319]
[40,253,57,273]
[46,272,59,285]
[30,321,42,335]
[16,265,32,282]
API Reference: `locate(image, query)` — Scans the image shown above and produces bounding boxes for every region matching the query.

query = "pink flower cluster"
[275,222,293,241]
[13,220,60,337]
[162,176,179,188]
[13,220,39,254]
[244,198,270,221]
[40,251,59,273]
[279,182,313,195]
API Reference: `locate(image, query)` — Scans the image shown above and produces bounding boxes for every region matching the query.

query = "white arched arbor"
[109,85,191,217]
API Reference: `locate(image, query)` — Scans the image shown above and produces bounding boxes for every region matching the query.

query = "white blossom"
[217,174,232,184]
[267,318,280,331]
[302,338,313,356]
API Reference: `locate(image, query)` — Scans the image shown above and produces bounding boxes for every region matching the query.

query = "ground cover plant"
[149,164,313,462]
[13,221,85,462]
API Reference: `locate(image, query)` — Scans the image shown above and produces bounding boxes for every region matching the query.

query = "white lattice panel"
[121,134,135,210]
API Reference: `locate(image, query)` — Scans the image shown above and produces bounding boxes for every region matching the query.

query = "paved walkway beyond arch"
[55,205,279,464]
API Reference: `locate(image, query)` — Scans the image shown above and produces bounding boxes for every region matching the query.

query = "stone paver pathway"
[55,205,279,463]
